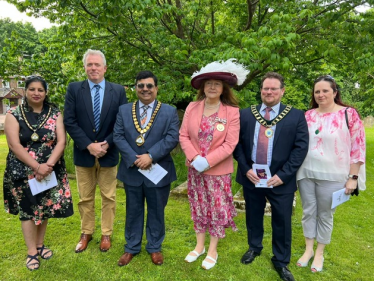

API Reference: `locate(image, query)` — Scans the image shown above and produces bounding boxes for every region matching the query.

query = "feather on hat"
[191,58,250,89]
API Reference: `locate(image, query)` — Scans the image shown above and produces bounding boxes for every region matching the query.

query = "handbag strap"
[345,107,349,129]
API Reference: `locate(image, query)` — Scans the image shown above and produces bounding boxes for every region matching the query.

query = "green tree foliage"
[2,0,374,114]
[0,18,45,76]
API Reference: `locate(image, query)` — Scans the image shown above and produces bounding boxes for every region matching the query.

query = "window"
[17,80,25,88]
[2,81,10,88]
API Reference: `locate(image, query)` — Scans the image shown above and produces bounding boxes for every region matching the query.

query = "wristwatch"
[348,174,358,180]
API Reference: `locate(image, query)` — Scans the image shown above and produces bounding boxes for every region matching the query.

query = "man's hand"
[246,169,260,184]
[87,141,108,158]
[101,141,109,151]
[267,174,283,187]
[134,154,153,170]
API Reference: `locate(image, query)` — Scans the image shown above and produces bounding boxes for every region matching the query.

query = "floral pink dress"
[3,105,73,224]
[187,113,237,238]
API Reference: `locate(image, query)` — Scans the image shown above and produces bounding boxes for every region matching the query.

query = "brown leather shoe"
[118,252,134,266]
[75,234,92,253]
[150,252,164,265]
[99,235,111,252]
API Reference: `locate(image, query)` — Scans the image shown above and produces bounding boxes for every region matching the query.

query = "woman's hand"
[345,178,358,195]
[35,163,54,181]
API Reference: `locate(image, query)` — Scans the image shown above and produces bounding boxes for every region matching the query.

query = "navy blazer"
[64,80,127,167]
[113,100,179,187]
[234,103,309,194]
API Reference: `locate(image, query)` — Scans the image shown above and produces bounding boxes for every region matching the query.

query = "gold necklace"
[20,105,52,142]
[204,101,220,109]
[132,101,162,146]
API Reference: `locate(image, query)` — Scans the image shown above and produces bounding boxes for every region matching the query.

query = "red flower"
[65,190,71,198]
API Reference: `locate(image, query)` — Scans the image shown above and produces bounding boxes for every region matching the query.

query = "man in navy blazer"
[114,71,179,266]
[64,49,127,253]
[234,72,308,281]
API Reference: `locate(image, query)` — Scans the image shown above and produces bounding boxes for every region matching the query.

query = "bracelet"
[35,164,40,173]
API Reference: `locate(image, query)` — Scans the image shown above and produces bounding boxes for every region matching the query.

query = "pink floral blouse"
[297,107,365,184]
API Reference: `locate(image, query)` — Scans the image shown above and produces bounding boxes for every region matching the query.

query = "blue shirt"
[88,79,105,111]
[252,103,281,166]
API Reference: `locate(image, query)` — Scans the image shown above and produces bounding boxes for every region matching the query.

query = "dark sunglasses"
[27,75,45,80]
[137,83,155,89]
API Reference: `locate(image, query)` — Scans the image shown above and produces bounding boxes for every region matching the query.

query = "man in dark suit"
[113,71,179,266]
[64,49,127,253]
[234,72,308,281]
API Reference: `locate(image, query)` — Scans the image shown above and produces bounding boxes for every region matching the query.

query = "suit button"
[94,140,98,143]
[93,129,96,132]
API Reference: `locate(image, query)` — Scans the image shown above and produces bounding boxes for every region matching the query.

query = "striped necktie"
[256,107,272,164]
[93,85,101,131]
[140,105,150,128]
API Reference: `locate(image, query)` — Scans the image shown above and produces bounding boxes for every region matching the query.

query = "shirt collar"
[139,100,156,109]
[260,103,280,114]
[88,79,106,90]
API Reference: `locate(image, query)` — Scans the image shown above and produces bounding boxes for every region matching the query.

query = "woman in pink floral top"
[180,59,248,270]
[296,75,365,273]
[3,76,73,271]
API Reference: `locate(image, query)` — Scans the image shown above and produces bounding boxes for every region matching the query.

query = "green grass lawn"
[0,129,373,281]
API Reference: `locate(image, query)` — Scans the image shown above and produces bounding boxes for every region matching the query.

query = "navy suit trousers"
[243,185,294,267]
[124,183,170,254]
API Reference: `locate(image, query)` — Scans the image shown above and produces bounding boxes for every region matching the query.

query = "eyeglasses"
[137,83,155,89]
[262,87,280,92]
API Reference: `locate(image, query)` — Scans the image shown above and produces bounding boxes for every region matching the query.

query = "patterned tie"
[256,107,272,164]
[93,85,101,131]
[140,105,150,128]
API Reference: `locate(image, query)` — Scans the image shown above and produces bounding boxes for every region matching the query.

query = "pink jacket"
[179,99,240,175]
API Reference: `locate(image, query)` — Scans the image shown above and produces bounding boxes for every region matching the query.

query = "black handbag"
[345,107,359,197]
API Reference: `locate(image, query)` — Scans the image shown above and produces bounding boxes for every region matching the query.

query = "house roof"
[0,88,24,99]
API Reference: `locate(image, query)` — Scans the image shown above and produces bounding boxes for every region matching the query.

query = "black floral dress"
[3,104,73,224]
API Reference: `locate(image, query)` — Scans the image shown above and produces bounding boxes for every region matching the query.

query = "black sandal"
[26,254,40,271]
[37,244,53,260]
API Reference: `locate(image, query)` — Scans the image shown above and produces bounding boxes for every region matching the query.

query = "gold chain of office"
[20,105,52,142]
[132,101,162,146]
[251,105,292,128]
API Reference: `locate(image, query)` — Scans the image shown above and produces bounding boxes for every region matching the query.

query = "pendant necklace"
[20,105,52,142]
[132,101,162,146]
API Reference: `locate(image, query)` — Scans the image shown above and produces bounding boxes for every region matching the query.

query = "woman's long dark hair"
[311,75,350,109]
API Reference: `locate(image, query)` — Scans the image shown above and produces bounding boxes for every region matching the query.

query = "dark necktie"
[140,105,150,128]
[256,107,272,164]
[93,85,101,131]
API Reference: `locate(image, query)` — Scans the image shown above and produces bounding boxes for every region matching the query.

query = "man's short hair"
[261,72,285,89]
[135,71,158,86]
[82,49,107,66]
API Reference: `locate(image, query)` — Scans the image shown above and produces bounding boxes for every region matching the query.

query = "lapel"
[81,80,95,129]
[250,104,262,149]
[99,81,113,131]
[211,102,228,141]
[194,100,205,135]
[273,103,286,146]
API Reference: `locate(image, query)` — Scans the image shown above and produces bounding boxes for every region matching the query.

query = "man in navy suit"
[114,71,179,266]
[64,49,127,253]
[234,72,308,281]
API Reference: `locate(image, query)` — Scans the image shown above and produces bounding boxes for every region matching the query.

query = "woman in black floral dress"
[3,76,73,271]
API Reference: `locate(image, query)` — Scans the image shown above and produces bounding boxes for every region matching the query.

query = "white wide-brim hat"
[191,58,249,89]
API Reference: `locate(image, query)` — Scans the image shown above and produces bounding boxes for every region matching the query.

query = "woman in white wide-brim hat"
[179,59,249,270]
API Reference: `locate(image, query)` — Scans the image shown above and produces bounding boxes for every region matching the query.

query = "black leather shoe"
[241,249,261,264]
[275,266,295,281]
